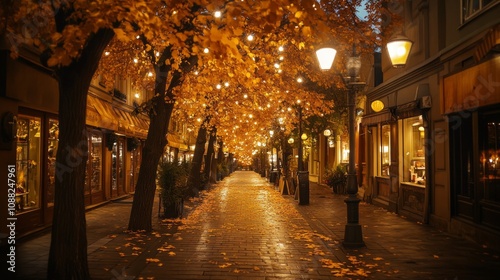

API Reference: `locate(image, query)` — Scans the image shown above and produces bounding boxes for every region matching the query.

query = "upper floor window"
[462,0,499,22]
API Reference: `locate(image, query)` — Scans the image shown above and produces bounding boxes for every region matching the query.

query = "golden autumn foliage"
[1,2,403,277]
[89,0,402,163]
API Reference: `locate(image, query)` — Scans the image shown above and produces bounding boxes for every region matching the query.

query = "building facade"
[0,41,190,239]
[361,0,500,250]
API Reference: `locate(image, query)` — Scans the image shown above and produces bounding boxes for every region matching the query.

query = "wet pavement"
[14,171,500,279]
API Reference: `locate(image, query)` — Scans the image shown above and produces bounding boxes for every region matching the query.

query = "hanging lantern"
[315,47,337,70]
[387,35,413,68]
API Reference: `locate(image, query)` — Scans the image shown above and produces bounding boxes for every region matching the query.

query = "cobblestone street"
[17,171,500,279]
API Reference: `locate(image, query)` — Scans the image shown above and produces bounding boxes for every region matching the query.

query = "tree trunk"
[128,47,196,231]
[217,139,225,180]
[204,127,216,184]
[128,65,176,232]
[47,28,114,280]
[228,153,234,173]
[187,123,207,196]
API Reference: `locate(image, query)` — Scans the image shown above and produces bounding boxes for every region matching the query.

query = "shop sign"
[370,100,385,112]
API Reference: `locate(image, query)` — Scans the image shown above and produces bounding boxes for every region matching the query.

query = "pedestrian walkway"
[15,171,500,279]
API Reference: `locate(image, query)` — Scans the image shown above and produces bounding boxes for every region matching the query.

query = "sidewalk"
[15,171,500,279]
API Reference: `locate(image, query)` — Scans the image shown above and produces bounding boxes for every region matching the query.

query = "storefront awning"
[112,107,134,135]
[129,114,149,139]
[361,111,392,126]
[475,24,500,62]
[167,133,188,151]
[87,95,118,131]
[86,95,149,138]
[112,107,151,139]
[395,100,423,119]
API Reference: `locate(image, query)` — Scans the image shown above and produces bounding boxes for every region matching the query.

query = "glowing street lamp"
[316,35,411,247]
[386,35,413,68]
[315,46,366,248]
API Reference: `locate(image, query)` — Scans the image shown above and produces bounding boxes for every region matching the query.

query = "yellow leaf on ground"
[168,251,176,256]
[219,263,232,268]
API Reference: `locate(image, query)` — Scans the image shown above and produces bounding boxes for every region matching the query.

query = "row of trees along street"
[1,0,402,278]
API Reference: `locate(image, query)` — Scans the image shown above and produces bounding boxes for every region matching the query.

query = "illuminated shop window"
[47,118,59,207]
[380,124,391,176]
[402,116,426,185]
[15,115,42,212]
[84,130,103,196]
[481,121,500,202]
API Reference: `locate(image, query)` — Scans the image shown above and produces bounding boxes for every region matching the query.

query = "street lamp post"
[258,142,266,177]
[343,53,366,247]
[315,46,366,248]
[296,104,309,205]
[270,130,277,183]
[297,106,304,172]
[270,130,274,171]
[316,40,411,247]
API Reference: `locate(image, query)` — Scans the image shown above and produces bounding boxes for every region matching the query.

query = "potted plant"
[324,164,347,194]
[158,161,189,218]
[217,162,229,181]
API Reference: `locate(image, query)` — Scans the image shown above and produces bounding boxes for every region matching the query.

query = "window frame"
[462,0,500,23]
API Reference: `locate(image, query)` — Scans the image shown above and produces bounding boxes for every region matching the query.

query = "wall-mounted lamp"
[387,35,413,68]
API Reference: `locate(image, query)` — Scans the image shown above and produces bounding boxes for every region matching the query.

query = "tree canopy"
[91,0,402,164]
[1,0,402,278]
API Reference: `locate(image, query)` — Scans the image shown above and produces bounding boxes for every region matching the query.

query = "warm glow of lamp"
[301,133,308,140]
[323,129,332,137]
[315,47,337,70]
[371,100,384,112]
[288,137,294,144]
[387,35,413,68]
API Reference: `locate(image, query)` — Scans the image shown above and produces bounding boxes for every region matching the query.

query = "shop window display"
[380,124,391,176]
[111,137,125,195]
[85,130,102,195]
[16,115,42,212]
[90,132,103,193]
[481,121,500,202]
[46,119,58,207]
[84,130,103,197]
[402,116,426,185]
